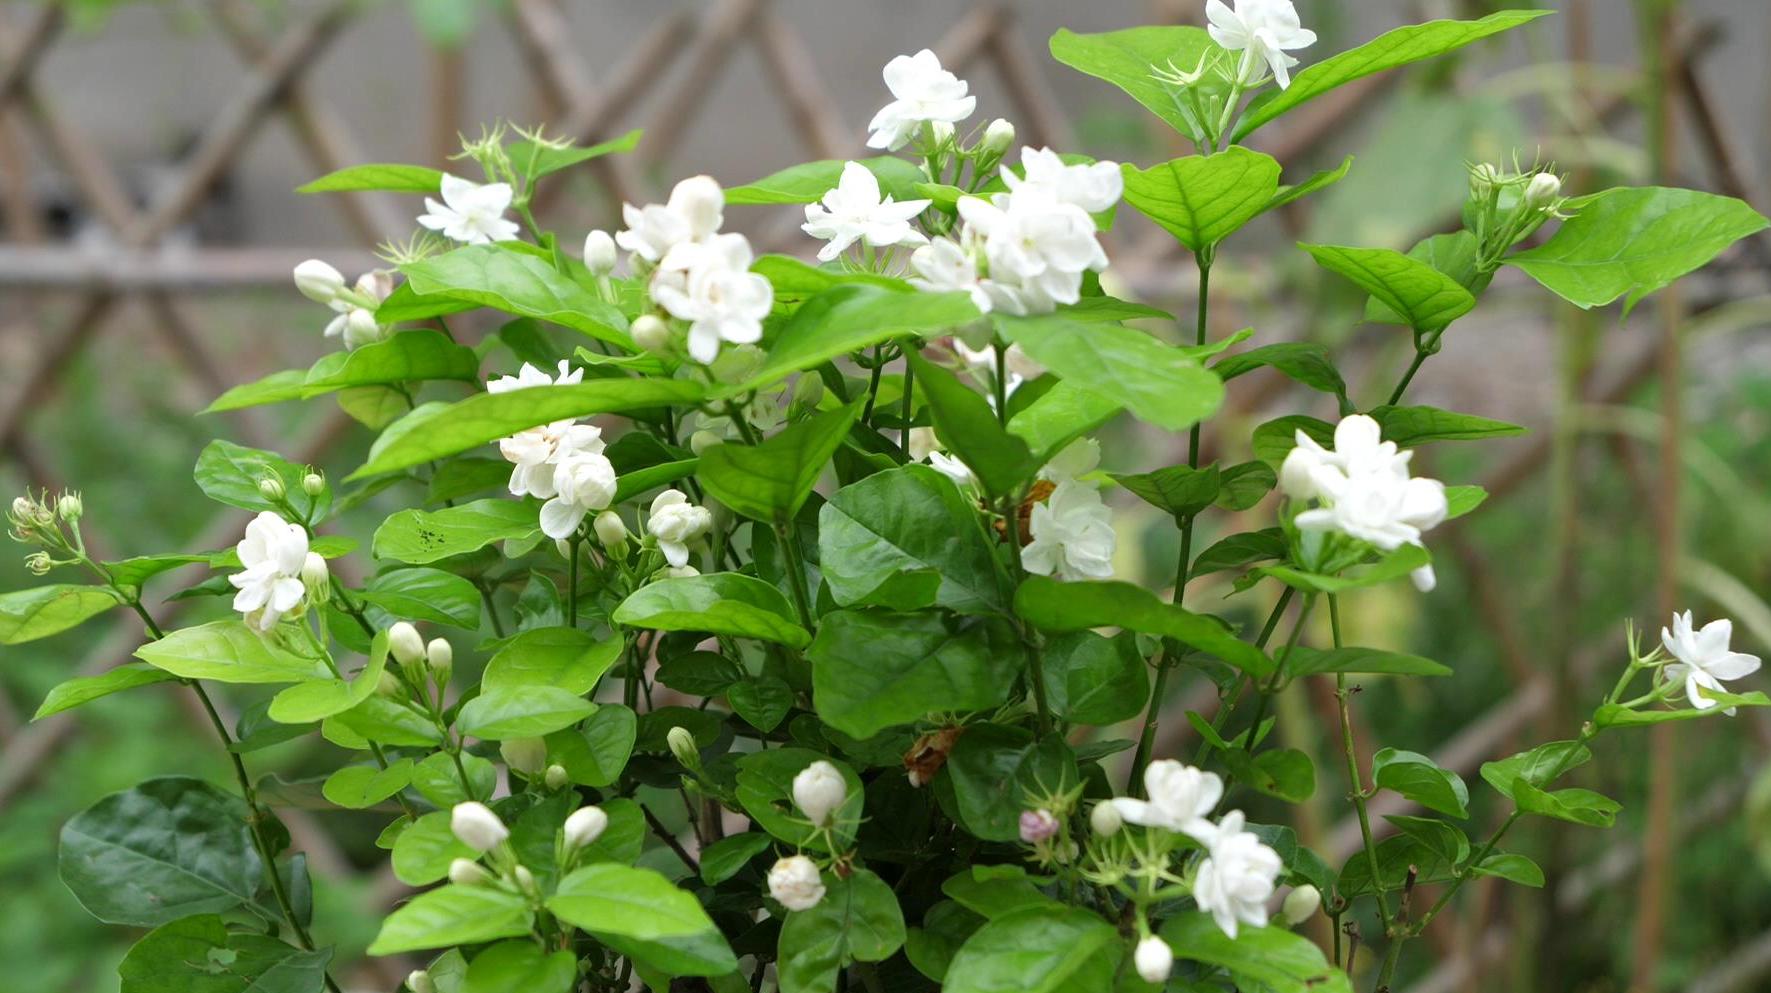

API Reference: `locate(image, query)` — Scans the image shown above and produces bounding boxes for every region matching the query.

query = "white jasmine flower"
[417,174,521,245]
[450,801,509,853]
[959,190,1107,299]
[647,489,713,568]
[950,335,1044,386]
[866,49,977,151]
[1205,0,1318,89]
[1135,935,1175,984]
[487,359,585,395]
[909,237,994,313]
[1110,760,1222,840]
[802,161,932,261]
[692,385,787,441]
[1192,810,1283,938]
[906,427,978,489]
[1661,611,1762,713]
[1022,480,1116,580]
[488,363,604,499]
[651,232,773,364]
[768,855,826,911]
[616,174,725,263]
[541,451,619,540]
[791,759,847,827]
[227,511,310,631]
[1005,147,1124,213]
[563,805,609,849]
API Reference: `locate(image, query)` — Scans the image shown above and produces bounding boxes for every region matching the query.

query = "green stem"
[723,400,761,446]
[1332,596,1392,925]
[1388,348,1429,406]
[861,345,886,425]
[1374,935,1406,992]
[775,521,816,631]
[1241,592,1314,753]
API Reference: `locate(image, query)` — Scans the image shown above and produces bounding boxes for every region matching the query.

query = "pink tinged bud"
[1019,808,1060,844]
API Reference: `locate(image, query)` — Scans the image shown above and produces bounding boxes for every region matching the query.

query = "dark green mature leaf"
[697,401,863,521]
[1512,780,1621,827]
[735,285,978,394]
[727,156,929,205]
[819,465,1011,616]
[298,162,443,194]
[1015,575,1273,679]
[945,725,1077,841]
[547,864,736,976]
[1217,461,1278,510]
[942,904,1120,993]
[135,620,327,684]
[1162,914,1352,993]
[728,676,794,733]
[1041,630,1148,725]
[1479,740,1592,800]
[372,499,540,564]
[1122,147,1282,252]
[461,940,576,993]
[60,777,262,927]
[369,884,535,954]
[908,352,1038,497]
[613,573,809,648]
[509,128,642,180]
[1193,528,1286,576]
[401,244,629,346]
[483,628,621,695]
[940,866,1055,921]
[1236,10,1551,139]
[117,913,332,993]
[1282,646,1451,679]
[1373,748,1469,818]
[34,663,176,720]
[1384,814,1470,864]
[457,686,596,740]
[996,314,1224,432]
[736,748,864,854]
[1303,244,1476,333]
[1212,342,1348,401]
[353,377,704,479]
[1049,26,1222,144]
[1112,463,1220,518]
[810,611,1018,738]
[1251,414,1334,467]
[1510,186,1769,310]
[777,869,906,993]
[699,832,772,886]
[360,567,482,627]
[549,705,638,787]
[1369,404,1526,445]
[0,584,120,644]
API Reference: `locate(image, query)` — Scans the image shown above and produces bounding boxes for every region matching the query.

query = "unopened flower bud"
[667,725,701,769]
[448,857,494,886]
[25,551,52,576]
[593,510,628,553]
[293,259,347,304]
[426,637,453,681]
[376,670,403,698]
[768,855,826,911]
[791,760,847,828]
[931,120,956,146]
[500,737,548,777]
[56,491,82,522]
[302,472,325,496]
[1089,801,1122,837]
[1282,884,1322,925]
[450,801,509,853]
[689,430,724,457]
[981,118,1015,156]
[343,307,384,349]
[1019,808,1060,844]
[300,552,330,603]
[709,343,763,385]
[11,496,35,521]
[388,622,425,668]
[563,805,609,848]
[1525,171,1563,209]
[406,969,436,993]
[1135,935,1174,983]
[544,764,570,790]
[512,863,539,897]
[583,229,618,277]
[630,314,671,355]
[1469,162,1501,198]
[257,476,285,502]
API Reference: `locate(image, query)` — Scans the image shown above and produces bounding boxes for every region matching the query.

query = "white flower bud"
[563,805,609,849]
[1089,801,1123,837]
[388,622,425,668]
[448,857,494,886]
[343,307,384,349]
[981,118,1016,156]
[791,760,847,828]
[25,551,52,575]
[512,864,539,897]
[667,725,701,768]
[767,855,826,911]
[1135,935,1174,983]
[583,229,618,277]
[669,175,725,236]
[544,764,570,790]
[426,637,453,680]
[450,801,509,853]
[1469,162,1502,197]
[931,120,956,146]
[630,314,672,355]
[293,259,347,304]
[257,476,285,501]
[406,969,436,993]
[56,491,82,521]
[500,737,548,776]
[1282,884,1322,925]
[376,670,403,698]
[302,472,325,496]
[300,551,330,603]
[593,510,629,552]
[1525,171,1563,208]
[689,430,724,457]
[11,496,35,521]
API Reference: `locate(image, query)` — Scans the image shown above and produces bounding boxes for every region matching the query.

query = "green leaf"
[1255,544,1433,595]
[1367,230,1487,325]
[1006,380,1123,464]
[1509,186,1769,310]
[59,777,262,927]
[410,748,496,804]
[613,573,809,648]
[810,611,1018,739]
[1373,747,1469,818]
[1252,414,1334,467]
[1238,748,1316,803]
[483,627,620,695]
[353,378,703,479]
[193,440,328,520]
[996,314,1224,432]
[322,759,415,809]
[267,630,389,724]
[941,866,1055,921]
[546,864,737,976]
[457,686,595,740]
[210,331,480,412]
[325,695,443,748]
[1383,814,1470,865]
[945,725,1077,842]
[369,883,535,954]
[1015,575,1273,679]
[1593,689,1771,726]
[1479,740,1592,800]
[699,832,772,886]
[1212,342,1348,401]
[1370,404,1526,445]
[1049,26,1222,144]
[550,704,638,787]
[135,620,327,684]
[906,901,986,983]
[1472,852,1544,887]
[696,401,864,521]
[0,584,120,644]
[34,662,176,719]
[103,553,211,589]
[735,285,978,394]
[728,676,794,733]
[1445,484,1488,519]
[510,128,642,180]
[298,162,443,194]
[1263,155,1354,214]
[117,913,332,993]
[1160,913,1353,993]
[908,351,1038,497]
[360,566,483,627]
[736,748,863,853]
[726,156,929,205]
[391,811,476,886]
[752,255,908,313]
[461,941,576,993]
[1041,630,1148,725]
[1193,528,1286,576]
[372,500,540,564]
[1282,646,1451,679]
[1303,243,1476,334]
[777,869,906,993]
[401,244,628,346]
[1121,147,1282,252]
[1236,11,1552,139]
[1111,463,1220,518]
[1513,780,1621,827]
[942,904,1120,993]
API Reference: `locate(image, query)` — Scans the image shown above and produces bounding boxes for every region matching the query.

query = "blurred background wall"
[2,1,1770,991]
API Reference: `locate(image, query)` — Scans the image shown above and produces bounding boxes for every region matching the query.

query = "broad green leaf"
[103,553,211,589]
[117,913,332,993]
[298,162,443,194]
[401,244,629,346]
[810,611,1018,739]
[1121,147,1282,252]
[906,900,987,983]
[1252,413,1333,467]
[1282,646,1451,679]
[1445,484,1488,519]
[369,884,535,954]
[945,725,1077,841]
[613,457,698,503]
[547,864,737,977]
[549,704,638,787]
[942,904,1119,993]
[322,759,414,809]
[391,811,476,885]
[0,584,120,644]
[352,378,703,479]
[613,573,809,648]
[1373,747,1469,818]
[59,777,262,927]
[376,280,477,323]
[267,630,390,723]
[457,686,595,740]
[777,869,906,993]
[1509,186,1769,310]
[696,401,864,521]
[409,749,495,807]
[325,695,444,748]
[1472,852,1545,887]
[1593,689,1771,726]
[727,676,794,733]
[1368,230,1487,325]
[1370,404,1526,445]
[818,465,1011,616]
[1479,739,1592,800]
[1212,342,1348,401]
[996,314,1224,432]
[1193,528,1286,576]
[462,941,576,993]
[734,285,978,394]
[726,156,928,205]
[509,128,642,180]
[1161,913,1353,993]
[1041,630,1148,725]
[752,255,908,313]
[1058,295,1172,323]
[1263,155,1354,215]
[1111,463,1220,519]
[372,499,541,564]
[1236,10,1551,139]
[1217,460,1277,510]
[1255,544,1433,595]
[698,832,772,886]
[34,662,176,719]
[1513,780,1621,827]
[908,352,1038,497]
[360,566,482,627]
[483,628,621,695]
[1049,26,1223,144]
[1231,747,1316,803]
[208,331,480,412]
[736,748,863,853]
[1339,833,1456,897]
[1303,243,1476,333]
[194,440,328,520]
[1384,814,1470,864]
[940,866,1055,921]
[1015,575,1273,679]
[135,620,328,684]
[1006,380,1123,463]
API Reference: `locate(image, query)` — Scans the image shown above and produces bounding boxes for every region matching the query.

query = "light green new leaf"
[298,162,443,194]
[1005,380,1122,462]
[1283,646,1450,679]
[0,584,121,644]
[509,128,642,180]
[733,285,978,394]
[612,573,809,648]
[752,255,909,313]
[194,440,329,519]
[1373,747,1469,818]
[1593,689,1771,726]
[1513,780,1621,827]
[460,940,576,993]
[810,611,1018,739]
[34,662,176,720]
[1049,26,1223,144]
[372,499,540,563]
[135,620,328,684]
[267,630,390,724]
[1473,852,1545,888]
[369,884,534,954]
[996,314,1224,432]
[907,352,1038,498]
[696,401,863,522]
[777,869,906,993]
[1263,155,1354,215]
[1256,545,1434,596]
[207,331,481,412]
[360,567,483,627]
[1236,10,1551,139]
[1121,147,1283,252]
[322,759,415,810]
[547,864,737,976]
[1369,404,1526,445]
[942,904,1120,993]
[401,244,629,346]
[1161,913,1353,993]
[1508,186,1769,311]
[1015,575,1273,679]
[1303,243,1476,333]
[457,686,595,740]
[390,811,475,886]
[726,156,928,205]
[483,627,621,695]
